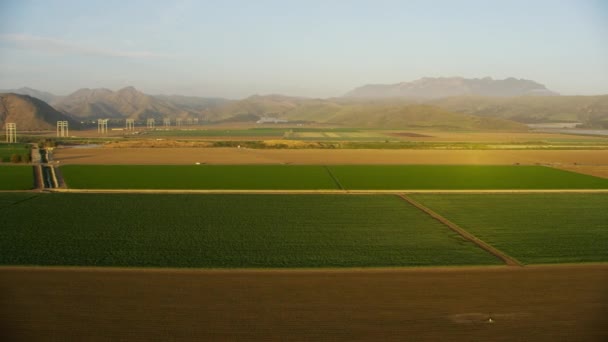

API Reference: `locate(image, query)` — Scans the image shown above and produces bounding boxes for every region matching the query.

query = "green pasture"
[411,193,608,264]
[328,165,608,190]
[0,192,38,207]
[0,193,500,268]
[0,166,33,190]
[61,165,338,189]
[145,128,285,137]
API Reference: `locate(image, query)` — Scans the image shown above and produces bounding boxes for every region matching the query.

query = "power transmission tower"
[6,123,16,143]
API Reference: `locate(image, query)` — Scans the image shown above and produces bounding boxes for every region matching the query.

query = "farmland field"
[143,128,364,138]
[286,131,399,141]
[328,165,608,190]
[61,165,338,189]
[0,192,38,207]
[2,265,606,341]
[0,193,501,267]
[0,166,33,190]
[145,128,286,137]
[60,164,608,190]
[411,193,608,264]
[0,143,30,162]
[53,147,608,168]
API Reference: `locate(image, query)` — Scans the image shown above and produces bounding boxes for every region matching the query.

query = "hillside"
[204,94,304,121]
[345,77,558,99]
[325,104,526,130]
[205,95,527,130]
[52,86,223,120]
[430,95,608,128]
[0,93,78,130]
[152,94,231,112]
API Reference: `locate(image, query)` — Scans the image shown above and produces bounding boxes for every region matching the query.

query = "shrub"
[10,154,22,163]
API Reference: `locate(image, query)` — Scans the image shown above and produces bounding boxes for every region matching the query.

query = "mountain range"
[345,77,558,98]
[50,86,230,120]
[2,77,607,130]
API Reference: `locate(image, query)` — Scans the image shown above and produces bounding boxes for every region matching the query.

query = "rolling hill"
[204,95,527,130]
[430,95,608,128]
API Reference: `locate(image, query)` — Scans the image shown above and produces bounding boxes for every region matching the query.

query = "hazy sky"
[0,0,606,98]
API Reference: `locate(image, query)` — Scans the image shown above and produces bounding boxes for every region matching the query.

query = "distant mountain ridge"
[344,77,559,99]
[4,79,606,130]
[52,86,230,120]
[0,87,59,103]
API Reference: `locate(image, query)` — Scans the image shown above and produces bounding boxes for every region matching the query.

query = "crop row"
[411,193,608,264]
[2,193,606,268]
[0,193,500,268]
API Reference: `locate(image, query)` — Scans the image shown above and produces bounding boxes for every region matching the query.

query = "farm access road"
[398,194,522,267]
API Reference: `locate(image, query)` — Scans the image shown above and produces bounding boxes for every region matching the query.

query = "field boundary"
[397,194,523,267]
[46,188,608,194]
[0,194,41,211]
[3,263,607,273]
[323,165,345,190]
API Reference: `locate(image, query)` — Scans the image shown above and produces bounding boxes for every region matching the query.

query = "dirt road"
[1,265,606,341]
[398,194,522,266]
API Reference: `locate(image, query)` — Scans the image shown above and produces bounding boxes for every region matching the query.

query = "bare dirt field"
[54,147,608,167]
[1,264,606,341]
[383,130,607,142]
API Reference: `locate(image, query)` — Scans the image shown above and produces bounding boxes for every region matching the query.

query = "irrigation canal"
[37,165,59,189]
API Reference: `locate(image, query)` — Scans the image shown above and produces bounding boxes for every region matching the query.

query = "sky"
[0,0,606,98]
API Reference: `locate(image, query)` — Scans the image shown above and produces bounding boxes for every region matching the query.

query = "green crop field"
[61,164,608,190]
[0,143,30,162]
[0,166,33,190]
[0,192,38,207]
[145,128,286,137]
[328,165,608,190]
[411,194,608,264]
[61,165,338,189]
[287,132,399,142]
[0,193,500,268]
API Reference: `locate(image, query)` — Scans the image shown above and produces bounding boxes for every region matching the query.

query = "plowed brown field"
[1,265,606,341]
[53,147,608,179]
[54,147,608,167]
